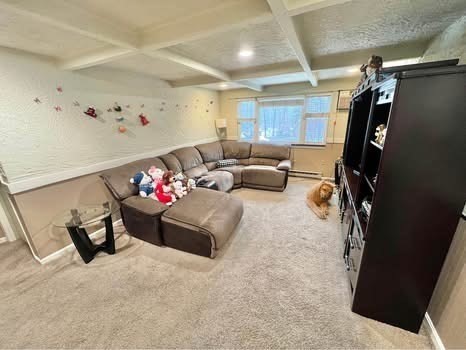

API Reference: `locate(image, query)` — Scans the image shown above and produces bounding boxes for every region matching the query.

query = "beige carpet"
[0,178,433,349]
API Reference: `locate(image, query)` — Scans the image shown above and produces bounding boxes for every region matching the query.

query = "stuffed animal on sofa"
[153,170,177,205]
[130,171,153,198]
[148,166,164,182]
[172,181,187,199]
[187,178,196,192]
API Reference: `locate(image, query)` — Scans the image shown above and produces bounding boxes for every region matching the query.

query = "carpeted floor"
[0,178,433,349]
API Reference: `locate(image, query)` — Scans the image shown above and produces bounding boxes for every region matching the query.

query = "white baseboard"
[37,219,122,265]
[0,237,7,244]
[423,313,445,350]
[3,136,219,194]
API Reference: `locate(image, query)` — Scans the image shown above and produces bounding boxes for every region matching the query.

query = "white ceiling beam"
[141,0,272,50]
[59,47,137,71]
[230,61,303,80]
[235,80,264,92]
[267,0,318,86]
[285,0,352,17]
[0,0,139,49]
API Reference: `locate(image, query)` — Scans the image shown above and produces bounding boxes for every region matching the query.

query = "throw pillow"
[216,159,238,168]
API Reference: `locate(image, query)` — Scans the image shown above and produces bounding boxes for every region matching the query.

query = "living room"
[0,0,465,349]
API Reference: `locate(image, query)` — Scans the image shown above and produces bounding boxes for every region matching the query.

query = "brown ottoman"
[161,188,243,258]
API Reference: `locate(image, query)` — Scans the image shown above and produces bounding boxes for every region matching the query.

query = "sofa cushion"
[195,141,224,162]
[122,196,168,216]
[277,159,291,171]
[250,143,290,160]
[212,165,244,185]
[200,171,234,192]
[171,147,203,171]
[204,161,217,171]
[185,164,209,178]
[248,157,279,167]
[221,141,251,159]
[242,165,287,188]
[161,188,243,257]
[159,153,182,174]
[100,157,167,201]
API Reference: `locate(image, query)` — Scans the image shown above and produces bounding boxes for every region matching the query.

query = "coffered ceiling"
[0,0,464,91]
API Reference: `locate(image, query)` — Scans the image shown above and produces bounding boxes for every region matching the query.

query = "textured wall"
[0,47,219,183]
[421,16,466,64]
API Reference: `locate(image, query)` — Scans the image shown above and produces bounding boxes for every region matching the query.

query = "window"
[258,98,303,143]
[304,95,332,144]
[237,100,255,141]
[236,94,332,145]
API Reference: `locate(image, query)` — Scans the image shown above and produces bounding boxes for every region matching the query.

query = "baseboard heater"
[289,170,323,179]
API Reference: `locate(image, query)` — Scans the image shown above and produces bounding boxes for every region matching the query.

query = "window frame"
[236,93,334,146]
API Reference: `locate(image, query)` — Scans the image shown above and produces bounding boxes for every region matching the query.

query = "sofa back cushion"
[248,157,279,167]
[159,153,182,173]
[221,141,251,159]
[184,164,208,178]
[170,147,203,171]
[250,143,290,160]
[100,157,167,201]
[195,141,224,163]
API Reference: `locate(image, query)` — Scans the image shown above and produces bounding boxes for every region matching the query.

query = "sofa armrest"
[122,196,168,216]
[276,159,291,171]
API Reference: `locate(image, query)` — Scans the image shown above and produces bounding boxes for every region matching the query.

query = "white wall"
[0,47,219,183]
[421,16,466,64]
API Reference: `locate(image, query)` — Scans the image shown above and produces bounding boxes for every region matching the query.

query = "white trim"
[0,237,7,244]
[423,313,445,350]
[0,193,18,242]
[2,137,219,194]
[38,219,122,264]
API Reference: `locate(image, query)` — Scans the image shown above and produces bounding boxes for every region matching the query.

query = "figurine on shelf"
[139,113,149,126]
[358,55,383,87]
[374,124,387,145]
[84,106,97,118]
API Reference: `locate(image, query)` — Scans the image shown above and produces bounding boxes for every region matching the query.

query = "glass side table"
[52,202,119,264]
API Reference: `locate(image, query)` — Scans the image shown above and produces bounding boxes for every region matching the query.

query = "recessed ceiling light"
[219,83,228,88]
[348,68,359,73]
[239,49,253,58]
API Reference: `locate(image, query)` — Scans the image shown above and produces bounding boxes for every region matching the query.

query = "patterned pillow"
[216,159,239,168]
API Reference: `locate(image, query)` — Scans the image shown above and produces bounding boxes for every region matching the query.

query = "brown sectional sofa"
[100,140,291,257]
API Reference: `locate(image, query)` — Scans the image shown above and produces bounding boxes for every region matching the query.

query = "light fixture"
[219,83,228,88]
[238,49,253,58]
[347,67,359,73]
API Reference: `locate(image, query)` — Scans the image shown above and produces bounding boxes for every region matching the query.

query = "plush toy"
[374,124,387,145]
[153,170,176,205]
[172,180,187,199]
[84,106,97,118]
[148,166,164,182]
[187,178,196,192]
[139,113,149,126]
[130,171,153,197]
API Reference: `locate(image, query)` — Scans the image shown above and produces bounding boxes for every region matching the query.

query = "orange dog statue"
[306,181,335,219]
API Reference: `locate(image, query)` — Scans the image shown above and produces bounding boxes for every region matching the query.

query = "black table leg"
[66,214,116,264]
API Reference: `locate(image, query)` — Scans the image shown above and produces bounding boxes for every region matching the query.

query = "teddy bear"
[172,180,187,199]
[153,170,177,205]
[187,178,196,192]
[130,171,153,198]
[148,166,164,182]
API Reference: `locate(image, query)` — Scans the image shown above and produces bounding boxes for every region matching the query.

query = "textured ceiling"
[0,10,107,59]
[169,20,298,71]
[101,54,201,80]
[295,0,466,57]
[64,0,237,31]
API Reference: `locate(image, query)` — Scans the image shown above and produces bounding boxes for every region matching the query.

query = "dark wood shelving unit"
[338,60,466,333]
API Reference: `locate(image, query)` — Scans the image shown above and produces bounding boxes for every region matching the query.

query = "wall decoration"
[159,108,164,112]
[210,101,214,104]
[176,104,179,107]
[54,106,62,112]
[113,102,122,112]
[56,86,63,93]
[185,105,188,108]
[118,126,127,133]
[206,109,209,113]
[73,101,80,107]
[33,97,41,104]
[139,113,149,126]
[84,106,97,118]
[125,104,130,108]
[337,90,354,110]
[140,104,145,108]
[107,108,112,112]
[115,115,124,122]
[161,101,166,105]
